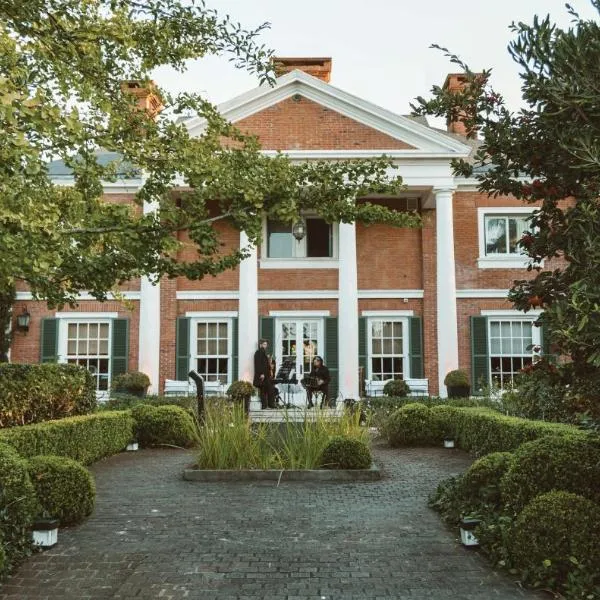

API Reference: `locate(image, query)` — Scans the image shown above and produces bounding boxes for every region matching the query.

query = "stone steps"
[249,407,343,423]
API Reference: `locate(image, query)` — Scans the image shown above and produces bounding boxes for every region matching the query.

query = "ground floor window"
[193,320,231,384]
[65,321,111,391]
[488,318,540,388]
[368,319,406,381]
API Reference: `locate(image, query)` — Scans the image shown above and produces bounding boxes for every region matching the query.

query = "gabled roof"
[184,69,472,157]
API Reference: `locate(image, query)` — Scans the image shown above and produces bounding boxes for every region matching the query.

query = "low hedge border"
[0,411,135,464]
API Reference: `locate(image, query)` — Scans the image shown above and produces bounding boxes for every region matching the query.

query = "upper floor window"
[267,218,333,259]
[484,214,529,256]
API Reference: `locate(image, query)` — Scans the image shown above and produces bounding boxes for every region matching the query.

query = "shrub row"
[131,404,199,448]
[0,363,96,428]
[102,393,199,416]
[382,403,588,456]
[0,411,134,464]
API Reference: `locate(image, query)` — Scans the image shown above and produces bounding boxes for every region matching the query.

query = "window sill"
[477,256,532,269]
[259,258,339,270]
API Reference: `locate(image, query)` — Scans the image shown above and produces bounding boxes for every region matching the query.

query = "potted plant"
[226,380,255,413]
[112,371,151,398]
[444,369,470,398]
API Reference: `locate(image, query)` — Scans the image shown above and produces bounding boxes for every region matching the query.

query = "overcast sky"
[153,0,598,119]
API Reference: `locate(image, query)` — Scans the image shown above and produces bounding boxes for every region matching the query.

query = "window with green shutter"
[325,317,338,401]
[176,317,190,381]
[471,316,489,394]
[111,319,129,381]
[409,316,424,378]
[40,318,58,363]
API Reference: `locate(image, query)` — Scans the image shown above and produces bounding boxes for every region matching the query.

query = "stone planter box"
[183,464,381,482]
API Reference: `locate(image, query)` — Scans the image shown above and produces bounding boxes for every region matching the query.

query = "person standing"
[253,339,276,409]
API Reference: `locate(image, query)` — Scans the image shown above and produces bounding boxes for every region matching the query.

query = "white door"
[275,319,324,407]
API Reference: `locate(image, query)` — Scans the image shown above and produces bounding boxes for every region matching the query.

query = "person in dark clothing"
[253,339,276,409]
[303,356,331,409]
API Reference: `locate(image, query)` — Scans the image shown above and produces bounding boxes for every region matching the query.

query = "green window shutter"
[325,317,338,401]
[40,318,58,363]
[408,316,424,379]
[176,317,190,380]
[111,318,129,380]
[231,317,238,382]
[358,317,368,396]
[471,316,489,395]
[259,317,274,351]
[540,319,551,359]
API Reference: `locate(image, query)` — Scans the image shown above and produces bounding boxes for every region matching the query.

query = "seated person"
[301,356,330,408]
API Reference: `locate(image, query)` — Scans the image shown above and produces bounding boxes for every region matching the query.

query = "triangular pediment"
[185,70,472,157]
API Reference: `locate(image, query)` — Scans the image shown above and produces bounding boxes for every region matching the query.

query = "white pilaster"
[435,187,459,397]
[338,221,359,400]
[138,201,160,394]
[238,231,258,382]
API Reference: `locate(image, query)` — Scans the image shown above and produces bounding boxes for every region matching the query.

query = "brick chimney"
[442,73,483,138]
[273,57,332,82]
[121,80,164,119]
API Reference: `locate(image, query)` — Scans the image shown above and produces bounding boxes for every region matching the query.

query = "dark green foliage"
[0,411,134,464]
[320,436,371,469]
[382,379,410,397]
[226,381,255,402]
[443,370,469,387]
[131,404,199,448]
[111,371,150,394]
[103,394,200,416]
[382,403,442,447]
[0,363,96,428]
[500,436,600,512]
[508,492,600,595]
[27,455,95,526]
[0,443,39,577]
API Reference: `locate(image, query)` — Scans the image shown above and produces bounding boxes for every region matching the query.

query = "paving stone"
[0,443,544,600]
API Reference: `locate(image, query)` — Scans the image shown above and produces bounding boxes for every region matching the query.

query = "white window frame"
[56,314,114,399]
[366,316,410,382]
[260,215,339,269]
[189,316,234,386]
[484,312,542,389]
[477,207,535,269]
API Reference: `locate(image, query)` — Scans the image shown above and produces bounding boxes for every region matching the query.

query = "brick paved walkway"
[0,444,542,600]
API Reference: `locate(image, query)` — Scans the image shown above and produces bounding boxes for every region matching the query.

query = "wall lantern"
[16,307,31,333]
[292,220,306,241]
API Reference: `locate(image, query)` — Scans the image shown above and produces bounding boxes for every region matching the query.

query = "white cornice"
[185,70,471,156]
[175,289,425,300]
[456,289,509,299]
[16,291,140,301]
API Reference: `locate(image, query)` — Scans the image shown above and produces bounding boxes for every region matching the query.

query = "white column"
[338,221,359,400]
[435,187,459,397]
[138,201,161,394]
[237,231,258,382]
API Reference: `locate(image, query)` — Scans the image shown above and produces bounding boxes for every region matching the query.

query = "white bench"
[365,378,429,398]
[163,379,227,397]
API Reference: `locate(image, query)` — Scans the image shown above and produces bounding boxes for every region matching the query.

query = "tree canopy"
[0,0,419,313]
[413,1,600,373]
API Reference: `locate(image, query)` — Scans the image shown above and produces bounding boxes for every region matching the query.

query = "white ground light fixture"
[32,518,59,548]
[459,517,481,547]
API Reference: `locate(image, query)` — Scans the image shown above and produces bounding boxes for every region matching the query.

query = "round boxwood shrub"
[320,436,371,469]
[508,491,600,592]
[27,455,95,526]
[383,379,410,397]
[0,442,39,576]
[382,403,441,447]
[459,451,514,505]
[112,371,151,397]
[226,380,255,402]
[500,435,600,511]
[131,404,199,448]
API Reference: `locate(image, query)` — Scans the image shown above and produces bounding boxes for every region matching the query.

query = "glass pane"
[99,340,109,355]
[98,375,108,391]
[508,217,528,254]
[372,338,382,354]
[372,358,382,372]
[392,322,402,338]
[490,338,501,354]
[306,218,332,257]
[490,321,500,337]
[88,323,98,338]
[207,339,217,355]
[197,322,206,338]
[207,322,217,337]
[88,339,98,355]
[218,323,227,338]
[67,340,77,355]
[99,323,109,338]
[99,358,109,374]
[197,339,207,355]
[382,322,393,337]
[78,340,88,354]
[392,339,402,354]
[392,357,403,374]
[383,339,393,354]
[268,221,293,258]
[371,321,382,337]
[382,357,393,372]
[512,338,523,354]
[500,322,511,337]
[79,323,89,339]
[218,340,227,355]
[485,217,507,254]
[68,323,77,338]
[217,358,228,374]
[197,358,207,373]
[87,359,98,373]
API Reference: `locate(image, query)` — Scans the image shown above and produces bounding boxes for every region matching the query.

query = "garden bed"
[183,464,381,482]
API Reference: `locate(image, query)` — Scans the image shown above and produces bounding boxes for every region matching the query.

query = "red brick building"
[9,58,544,403]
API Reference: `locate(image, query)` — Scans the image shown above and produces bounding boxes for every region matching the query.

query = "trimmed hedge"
[0,363,96,428]
[102,394,199,416]
[320,436,372,469]
[27,455,95,526]
[382,403,442,447]
[508,491,600,594]
[501,436,600,511]
[0,411,135,464]
[131,404,199,448]
[0,443,39,577]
